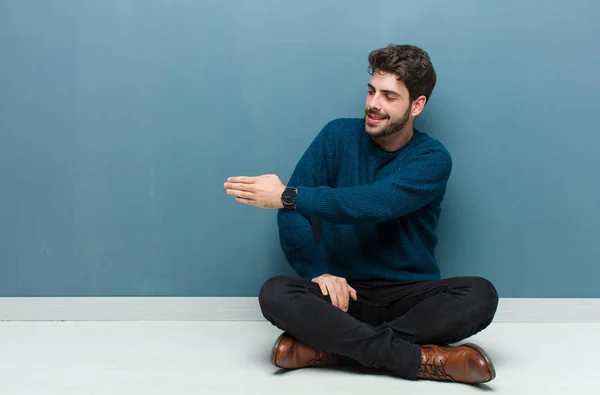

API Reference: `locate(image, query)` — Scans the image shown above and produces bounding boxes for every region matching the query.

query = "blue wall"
[1,0,599,297]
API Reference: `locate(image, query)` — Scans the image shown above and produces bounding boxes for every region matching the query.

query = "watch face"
[282,189,296,205]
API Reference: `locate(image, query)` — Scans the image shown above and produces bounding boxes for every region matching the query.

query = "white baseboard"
[0,297,598,323]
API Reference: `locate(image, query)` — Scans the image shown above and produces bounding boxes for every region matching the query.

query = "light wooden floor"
[0,321,596,394]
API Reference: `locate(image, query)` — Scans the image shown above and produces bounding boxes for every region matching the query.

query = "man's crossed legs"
[259,275,499,384]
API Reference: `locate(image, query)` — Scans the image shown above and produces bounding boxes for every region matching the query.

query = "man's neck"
[371,126,414,153]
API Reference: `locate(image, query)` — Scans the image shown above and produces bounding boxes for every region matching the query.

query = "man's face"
[364,71,413,138]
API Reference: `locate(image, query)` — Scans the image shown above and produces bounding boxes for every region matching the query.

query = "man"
[224,44,498,384]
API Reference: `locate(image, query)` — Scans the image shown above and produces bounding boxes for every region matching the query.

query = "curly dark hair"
[368,44,437,103]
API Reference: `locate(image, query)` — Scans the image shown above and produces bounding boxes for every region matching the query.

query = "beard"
[364,104,411,138]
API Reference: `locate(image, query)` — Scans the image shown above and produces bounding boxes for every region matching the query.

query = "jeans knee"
[258,275,293,315]
[470,277,499,319]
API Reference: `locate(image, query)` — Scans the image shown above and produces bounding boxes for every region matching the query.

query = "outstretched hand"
[224,174,286,209]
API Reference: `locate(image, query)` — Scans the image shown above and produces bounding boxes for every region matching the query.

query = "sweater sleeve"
[277,125,332,279]
[294,149,452,224]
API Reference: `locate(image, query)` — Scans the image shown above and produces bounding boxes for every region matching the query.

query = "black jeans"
[258,275,499,379]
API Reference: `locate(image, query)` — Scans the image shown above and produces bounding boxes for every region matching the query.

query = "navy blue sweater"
[277,118,452,282]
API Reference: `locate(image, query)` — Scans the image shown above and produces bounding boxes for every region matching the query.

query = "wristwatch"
[281,187,298,210]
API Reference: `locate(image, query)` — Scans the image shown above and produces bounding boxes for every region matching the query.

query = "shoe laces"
[420,356,453,381]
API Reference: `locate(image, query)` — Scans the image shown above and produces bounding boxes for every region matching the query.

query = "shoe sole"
[461,343,496,382]
[270,333,287,367]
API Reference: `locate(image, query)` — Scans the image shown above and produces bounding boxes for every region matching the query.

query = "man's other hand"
[312,274,358,312]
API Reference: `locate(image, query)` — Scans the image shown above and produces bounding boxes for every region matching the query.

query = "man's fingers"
[224,182,255,192]
[326,282,339,308]
[227,176,256,183]
[334,281,346,311]
[226,189,254,199]
[311,278,329,296]
[311,275,355,311]
[349,286,358,301]
[339,282,350,311]
[313,280,328,296]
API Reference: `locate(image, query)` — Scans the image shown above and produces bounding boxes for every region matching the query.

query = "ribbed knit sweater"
[277,118,452,281]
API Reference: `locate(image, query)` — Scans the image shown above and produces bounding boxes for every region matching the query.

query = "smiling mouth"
[367,113,387,123]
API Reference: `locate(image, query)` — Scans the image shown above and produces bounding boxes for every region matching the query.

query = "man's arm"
[294,149,452,224]
[277,128,332,279]
[277,210,327,279]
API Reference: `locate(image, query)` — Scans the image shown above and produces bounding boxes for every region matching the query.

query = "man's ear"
[411,96,427,117]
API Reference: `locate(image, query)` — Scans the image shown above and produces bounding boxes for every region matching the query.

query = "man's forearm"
[294,150,452,223]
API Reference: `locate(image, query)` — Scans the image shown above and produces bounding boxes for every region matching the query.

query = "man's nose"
[367,94,381,111]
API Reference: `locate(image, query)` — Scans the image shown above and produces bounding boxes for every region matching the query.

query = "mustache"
[365,109,389,119]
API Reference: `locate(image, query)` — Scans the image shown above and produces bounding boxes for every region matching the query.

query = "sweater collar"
[364,127,421,159]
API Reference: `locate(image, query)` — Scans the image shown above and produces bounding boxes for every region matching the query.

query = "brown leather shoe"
[270,332,340,369]
[416,343,496,384]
